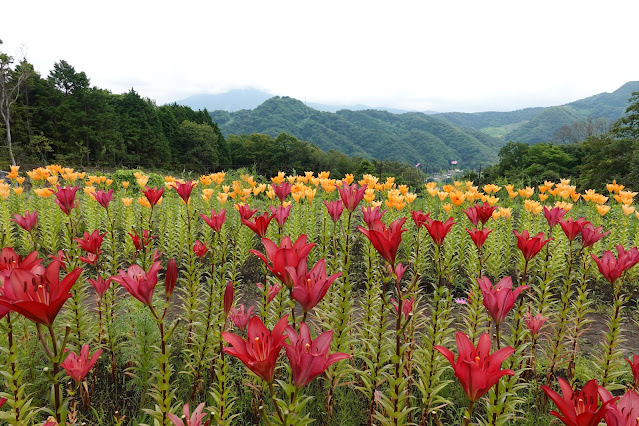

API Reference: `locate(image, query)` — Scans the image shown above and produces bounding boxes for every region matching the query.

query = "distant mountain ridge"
[435,81,639,142]
[196,82,637,169]
[210,97,505,170]
[175,89,431,114]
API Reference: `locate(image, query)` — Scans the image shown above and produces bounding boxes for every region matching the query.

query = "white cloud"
[2,0,638,112]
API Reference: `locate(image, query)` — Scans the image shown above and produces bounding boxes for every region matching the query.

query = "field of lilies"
[0,164,638,426]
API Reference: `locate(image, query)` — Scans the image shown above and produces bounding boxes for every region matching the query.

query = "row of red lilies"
[2,181,639,425]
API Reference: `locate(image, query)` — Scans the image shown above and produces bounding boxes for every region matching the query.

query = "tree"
[553,117,612,144]
[611,92,639,139]
[175,120,220,170]
[0,40,33,165]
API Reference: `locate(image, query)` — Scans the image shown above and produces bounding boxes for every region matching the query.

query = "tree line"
[0,44,425,186]
[478,92,639,191]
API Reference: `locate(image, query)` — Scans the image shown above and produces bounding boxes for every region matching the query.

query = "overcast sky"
[3,0,638,112]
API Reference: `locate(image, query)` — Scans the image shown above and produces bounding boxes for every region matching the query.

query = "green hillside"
[210,97,506,170]
[434,81,639,143]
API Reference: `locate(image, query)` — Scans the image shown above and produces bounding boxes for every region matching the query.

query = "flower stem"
[268,382,284,423]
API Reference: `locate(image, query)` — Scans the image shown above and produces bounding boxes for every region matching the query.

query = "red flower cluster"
[542,378,616,426]
[463,202,497,227]
[425,217,455,247]
[61,344,102,384]
[290,259,341,314]
[92,189,114,210]
[222,316,289,383]
[10,210,38,232]
[241,212,274,238]
[201,208,226,233]
[0,260,82,326]
[358,218,407,267]
[112,261,162,307]
[173,180,196,204]
[339,182,367,212]
[591,245,639,284]
[250,235,315,288]
[54,185,79,215]
[272,182,291,203]
[466,228,493,250]
[143,186,164,207]
[435,332,514,402]
[513,230,551,261]
[362,206,386,229]
[324,200,344,223]
[284,322,351,388]
[478,276,528,325]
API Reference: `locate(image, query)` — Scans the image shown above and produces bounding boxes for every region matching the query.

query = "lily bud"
[165,258,177,299]
[224,281,234,316]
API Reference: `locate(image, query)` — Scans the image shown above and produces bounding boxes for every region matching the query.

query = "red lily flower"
[524,312,548,337]
[559,217,588,242]
[478,276,528,325]
[111,261,162,307]
[339,182,367,212]
[92,189,114,210]
[87,276,112,297]
[0,248,45,319]
[229,305,255,331]
[54,185,79,215]
[250,235,315,288]
[543,206,567,229]
[0,248,44,280]
[324,200,345,223]
[142,186,165,207]
[241,211,274,238]
[256,282,282,305]
[599,388,639,426]
[193,240,208,258]
[128,229,155,251]
[0,260,82,326]
[0,397,5,408]
[391,297,415,319]
[271,182,291,203]
[513,230,552,261]
[49,250,69,272]
[591,245,639,284]
[60,344,102,384]
[284,322,351,388]
[10,210,38,231]
[464,202,497,227]
[625,354,639,388]
[390,262,408,284]
[168,402,208,426]
[174,180,196,204]
[222,315,289,383]
[581,224,610,249]
[291,259,341,313]
[410,210,430,230]
[362,205,386,229]
[466,228,493,250]
[269,205,292,228]
[165,258,177,299]
[541,378,616,426]
[224,281,234,316]
[237,204,257,221]
[74,230,106,255]
[434,332,514,402]
[425,217,456,247]
[201,208,226,233]
[358,218,407,267]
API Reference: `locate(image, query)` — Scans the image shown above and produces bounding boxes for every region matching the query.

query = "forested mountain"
[210,97,506,170]
[1,57,230,170]
[436,81,639,143]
